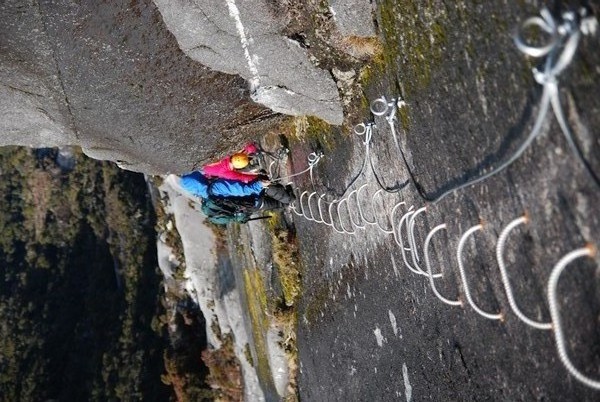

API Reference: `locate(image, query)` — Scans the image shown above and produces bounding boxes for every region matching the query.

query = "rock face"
[292,2,600,401]
[1,0,382,170]
[329,0,376,38]
[0,1,77,148]
[152,0,344,125]
[0,0,347,173]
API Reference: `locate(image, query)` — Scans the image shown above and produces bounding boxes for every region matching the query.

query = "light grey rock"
[153,0,344,125]
[0,0,76,147]
[329,0,376,38]
[1,0,284,174]
[0,67,76,147]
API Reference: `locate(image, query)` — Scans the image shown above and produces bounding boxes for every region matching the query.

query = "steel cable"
[282,6,599,391]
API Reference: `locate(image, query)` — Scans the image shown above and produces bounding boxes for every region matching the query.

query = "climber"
[201,142,264,183]
[167,171,295,224]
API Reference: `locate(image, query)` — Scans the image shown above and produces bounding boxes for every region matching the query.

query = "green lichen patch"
[377,0,450,96]
[242,268,272,386]
[268,214,302,307]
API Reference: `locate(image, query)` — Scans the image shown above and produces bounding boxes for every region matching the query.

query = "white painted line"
[374,327,385,347]
[225,0,260,90]
[403,363,413,402]
[389,310,398,336]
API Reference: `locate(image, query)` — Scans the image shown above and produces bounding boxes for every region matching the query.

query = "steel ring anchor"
[354,122,367,136]
[307,151,323,165]
[514,8,593,81]
[370,96,391,116]
[514,8,559,58]
[370,96,405,121]
[354,122,375,146]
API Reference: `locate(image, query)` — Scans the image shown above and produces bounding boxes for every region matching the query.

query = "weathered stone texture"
[153,0,344,125]
[1,0,284,173]
[0,0,76,147]
[329,0,376,38]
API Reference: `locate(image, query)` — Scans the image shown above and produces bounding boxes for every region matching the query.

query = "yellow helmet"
[230,152,250,169]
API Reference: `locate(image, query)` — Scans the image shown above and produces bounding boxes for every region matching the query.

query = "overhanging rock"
[1,0,283,174]
[153,0,344,125]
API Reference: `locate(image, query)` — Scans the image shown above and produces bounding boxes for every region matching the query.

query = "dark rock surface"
[293,1,600,400]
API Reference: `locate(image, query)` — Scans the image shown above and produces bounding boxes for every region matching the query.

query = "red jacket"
[201,143,259,183]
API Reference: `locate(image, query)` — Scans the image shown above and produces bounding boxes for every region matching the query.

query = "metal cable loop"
[372,189,395,233]
[353,121,408,195]
[344,9,598,205]
[457,224,504,320]
[346,188,366,229]
[496,215,552,330]
[356,183,377,225]
[317,194,333,225]
[336,198,356,235]
[514,7,600,188]
[398,210,426,276]
[514,8,559,58]
[275,151,323,184]
[370,96,407,158]
[306,191,322,223]
[424,224,463,306]
[280,8,599,391]
[328,199,347,235]
[548,245,600,390]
